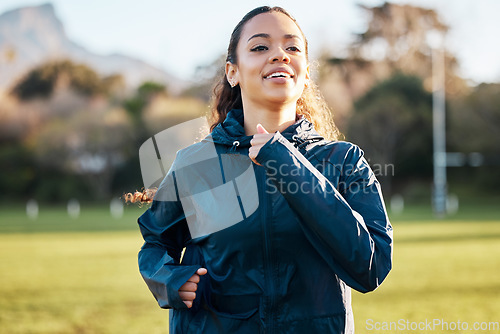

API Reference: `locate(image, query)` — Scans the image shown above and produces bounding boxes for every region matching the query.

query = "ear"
[225,61,239,87]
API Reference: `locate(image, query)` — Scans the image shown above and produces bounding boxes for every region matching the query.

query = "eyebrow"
[247,33,303,43]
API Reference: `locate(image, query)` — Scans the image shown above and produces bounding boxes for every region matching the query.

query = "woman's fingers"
[179,268,207,308]
[249,146,263,159]
[250,134,273,146]
[196,268,208,276]
[179,291,196,301]
[186,274,200,284]
[184,268,207,285]
[179,281,198,292]
[249,147,261,166]
[249,125,274,166]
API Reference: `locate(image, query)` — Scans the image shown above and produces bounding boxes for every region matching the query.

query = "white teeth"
[266,72,291,79]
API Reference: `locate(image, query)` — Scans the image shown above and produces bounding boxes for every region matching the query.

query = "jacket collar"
[209,109,323,148]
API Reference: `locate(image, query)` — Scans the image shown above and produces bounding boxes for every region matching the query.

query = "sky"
[1,0,499,84]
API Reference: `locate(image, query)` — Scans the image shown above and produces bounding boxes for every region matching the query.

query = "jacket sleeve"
[255,133,393,293]
[137,171,201,309]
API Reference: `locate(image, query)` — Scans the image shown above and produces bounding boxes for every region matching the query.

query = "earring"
[229,81,236,88]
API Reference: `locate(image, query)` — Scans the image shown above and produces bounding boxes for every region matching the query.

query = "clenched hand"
[178,268,207,308]
[249,124,273,166]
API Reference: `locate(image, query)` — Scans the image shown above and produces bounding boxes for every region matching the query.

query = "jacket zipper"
[261,168,276,333]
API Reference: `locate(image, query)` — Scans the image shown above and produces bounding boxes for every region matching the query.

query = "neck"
[242,100,297,136]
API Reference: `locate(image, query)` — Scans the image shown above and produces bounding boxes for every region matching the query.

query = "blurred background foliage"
[0,2,499,205]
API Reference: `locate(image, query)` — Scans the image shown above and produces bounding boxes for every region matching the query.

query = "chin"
[265,89,302,104]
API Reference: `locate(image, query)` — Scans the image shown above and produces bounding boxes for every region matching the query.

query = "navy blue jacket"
[137,109,393,333]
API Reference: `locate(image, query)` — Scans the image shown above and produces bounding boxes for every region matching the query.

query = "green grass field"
[0,203,499,333]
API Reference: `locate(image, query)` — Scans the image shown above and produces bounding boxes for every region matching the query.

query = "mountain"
[0,3,185,93]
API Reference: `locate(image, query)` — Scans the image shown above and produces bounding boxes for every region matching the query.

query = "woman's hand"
[178,268,207,308]
[249,124,273,166]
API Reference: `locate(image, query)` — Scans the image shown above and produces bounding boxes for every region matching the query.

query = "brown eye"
[250,45,268,52]
[287,46,301,52]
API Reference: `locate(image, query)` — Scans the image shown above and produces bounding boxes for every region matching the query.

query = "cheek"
[297,59,308,75]
[293,66,307,83]
[238,61,262,85]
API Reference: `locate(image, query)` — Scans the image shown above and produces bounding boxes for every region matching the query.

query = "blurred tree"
[0,143,36,201]
[348,73,433,196]
[123,81,167,125]
[28,106,134,200]
[353,3,446,71]
[0,91,23,142]
[119,81,170,194]
[317,2,467,120]
[101,74,126,100]
[448,83,500,193]
[353,1,466,92]
[10,60,106,100]
[1,60,137,201]
[449,83,500,153]
[3,61,211,202]
[138,81,167,98]
[120,80,209,194]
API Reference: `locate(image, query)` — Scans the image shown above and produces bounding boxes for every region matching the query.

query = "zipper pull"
[229,140,240,153]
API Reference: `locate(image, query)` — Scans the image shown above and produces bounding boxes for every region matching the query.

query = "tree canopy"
[11,60,106,100]
[348,73,433,195]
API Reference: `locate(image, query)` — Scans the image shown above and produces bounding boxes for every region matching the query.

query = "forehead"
[240,12,304,43]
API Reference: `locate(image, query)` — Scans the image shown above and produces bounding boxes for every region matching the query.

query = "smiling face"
[226,12,310,109]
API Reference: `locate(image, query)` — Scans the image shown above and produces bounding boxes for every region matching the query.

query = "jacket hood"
[209,109,323,148]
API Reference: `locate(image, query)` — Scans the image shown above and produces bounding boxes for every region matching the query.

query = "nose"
[270,48,290,63]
